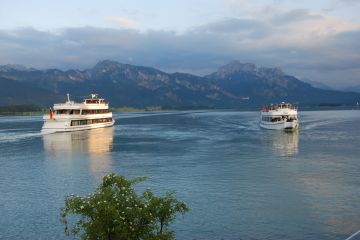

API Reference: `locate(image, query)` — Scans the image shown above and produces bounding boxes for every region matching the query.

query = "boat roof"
[52,93,108,109]
[266,102,294,106]
[84,93,103,100]
[262,102,296,108]
[261,102,297,113]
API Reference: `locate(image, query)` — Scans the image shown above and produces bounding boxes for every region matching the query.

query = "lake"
[0,110,360,239]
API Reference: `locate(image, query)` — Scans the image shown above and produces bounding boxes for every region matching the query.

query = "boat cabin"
[53,94,109,115]
[261,115,297,122]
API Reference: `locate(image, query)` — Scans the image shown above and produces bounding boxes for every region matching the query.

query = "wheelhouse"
[84,99,106,104]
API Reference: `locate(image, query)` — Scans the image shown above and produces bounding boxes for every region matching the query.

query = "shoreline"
[0,105,358,116]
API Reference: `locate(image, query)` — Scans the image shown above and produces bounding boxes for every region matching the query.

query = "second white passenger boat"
[41,94,115,134]
[260,102,298,130]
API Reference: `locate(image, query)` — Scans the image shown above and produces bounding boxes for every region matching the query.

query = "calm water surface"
[0,110,360,239]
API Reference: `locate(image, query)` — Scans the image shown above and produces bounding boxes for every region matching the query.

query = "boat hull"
[260,120,298,131]
[41,119,115,134]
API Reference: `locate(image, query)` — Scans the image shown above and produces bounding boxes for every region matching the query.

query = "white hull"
[41,119,115,134]
[260,120,298,130]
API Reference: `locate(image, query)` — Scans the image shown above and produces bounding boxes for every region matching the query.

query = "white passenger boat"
[260,102,298,130]
[41,94,115,134]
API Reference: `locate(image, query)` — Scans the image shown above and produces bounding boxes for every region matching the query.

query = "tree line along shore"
[0,103,358,116]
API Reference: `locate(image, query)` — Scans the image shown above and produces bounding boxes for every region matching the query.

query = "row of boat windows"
[262,116,297,122]
[82,109,109,114]
[85,99,106,104]
[55,109,109,115]
[70,118,113,126]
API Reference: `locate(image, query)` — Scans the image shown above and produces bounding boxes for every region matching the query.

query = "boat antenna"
[67,93,70,102]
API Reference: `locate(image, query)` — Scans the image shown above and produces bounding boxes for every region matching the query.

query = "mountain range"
[342,85,360,94]
[0,60,359,108]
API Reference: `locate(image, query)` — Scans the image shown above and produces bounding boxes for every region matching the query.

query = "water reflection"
[43,127,114,174]
[269,130,299,157]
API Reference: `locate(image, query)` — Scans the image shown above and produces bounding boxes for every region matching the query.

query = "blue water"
[0,110,360,239]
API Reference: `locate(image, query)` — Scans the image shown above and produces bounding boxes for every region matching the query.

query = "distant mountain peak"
[212,60,285,79]
[258,66,284,78]
[91,60,127,75]
[0,64,35,72]
[95,60,121,66]
[218,61,257,74]
[301,78,333,90]
[93,60,121,69]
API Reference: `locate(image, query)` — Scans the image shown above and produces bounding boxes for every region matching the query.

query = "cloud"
[108,17,139,28]
[271,9,323,24]
[193,18,270,38]
[325,0,360,12]
[337,0,360,5]
[0,9,359,88]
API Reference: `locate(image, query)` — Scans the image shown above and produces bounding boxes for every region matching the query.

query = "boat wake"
[302,118,351,130]
[0,131,42,143]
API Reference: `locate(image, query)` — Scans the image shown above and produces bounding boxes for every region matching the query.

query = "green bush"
[60,173,188,240]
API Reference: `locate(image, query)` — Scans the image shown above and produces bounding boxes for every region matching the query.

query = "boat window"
[81,109,109,115]
[71,118,112,126]
[55,109,81,114]
[271,117,282,122]
[262,116,279,122]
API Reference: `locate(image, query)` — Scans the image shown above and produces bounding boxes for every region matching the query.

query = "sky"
[0,0,360,88]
